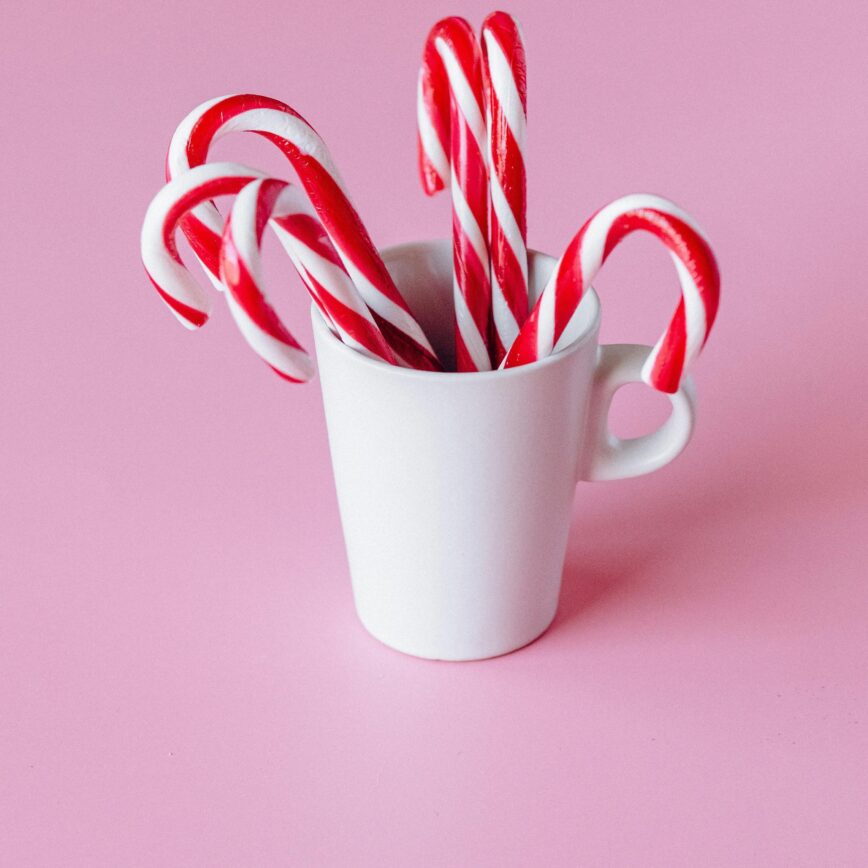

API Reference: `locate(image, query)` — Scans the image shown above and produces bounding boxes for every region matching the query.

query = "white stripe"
[435,38,487,155]
[224,289,314,381]
[229,180,268,286]
[552,294,596,353]
[213,107,352,199]
[166,95,232,251]
[491,271,520,349]
[235,188,383,362]
[416,73,450,188]
[577,192,704,284]
[534,269,558,358]
[582,194,710,383]
[588,194,711,249]
[451,166,489,270]
[166,94,229,176]
[489,170,528,285]
[293,256,372,358]
[481,30,526,147]
[578,210,610,285]
[672,252,708,362]
[484,29,528,345]
[271,222,372,322]
[266,190,403,363]
[285,256,338,335]
[641,253,707,383]
[531,194,714,374]
[165,97,431,358]
[273,191,433,353]
[341,257,431,350]
[206,104,430,354]
[452,271,492,371]
[141,162,266,324]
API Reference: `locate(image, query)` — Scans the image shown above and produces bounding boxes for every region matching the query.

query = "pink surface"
[2,1,866,864]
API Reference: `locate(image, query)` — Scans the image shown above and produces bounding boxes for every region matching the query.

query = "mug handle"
[580,344,696,482]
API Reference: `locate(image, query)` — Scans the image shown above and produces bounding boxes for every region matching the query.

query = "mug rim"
[311,239,602,381]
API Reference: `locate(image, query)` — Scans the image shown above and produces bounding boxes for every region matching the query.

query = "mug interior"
[317,240,601,374]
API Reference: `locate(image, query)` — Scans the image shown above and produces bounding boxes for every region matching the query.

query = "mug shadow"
[553,543,662,631]
[548,409,864,636]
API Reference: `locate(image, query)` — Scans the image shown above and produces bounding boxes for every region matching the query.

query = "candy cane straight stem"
[419,18,492,371]
[481,11,528,366]
[168,94,441,371]
[502,194,721,393]
[220,177,397,377]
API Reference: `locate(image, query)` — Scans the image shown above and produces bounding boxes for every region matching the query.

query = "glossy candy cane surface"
[418,18,492,371]
[220,178,397,380]
[167,94,440,371]
[502,194,720,393]
[142,162,321,381]
[141,162,267,329]
[481,11,528,365]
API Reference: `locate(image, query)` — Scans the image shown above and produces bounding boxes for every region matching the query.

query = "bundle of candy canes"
[141,12,719,394]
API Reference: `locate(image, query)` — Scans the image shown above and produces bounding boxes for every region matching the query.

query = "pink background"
[2,0,866,864]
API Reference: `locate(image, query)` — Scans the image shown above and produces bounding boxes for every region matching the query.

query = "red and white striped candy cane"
[220,177,397,377]
[418,18,492,371]
[481,11,529,365]
[142,162,315,381]
[167,93,440,372]
[502,194,720,393]
[142,161,266,329]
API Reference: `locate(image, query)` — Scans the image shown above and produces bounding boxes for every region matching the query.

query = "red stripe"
[420,18,491,371]
[374,316,441,371]
[267,363,306,384]
[482,12,528,114]
[453,219,491,337]
[418,38,450,194]
[145,173,258,325]
[454,329,475,374]
[253,178,286,243]
[490,213,528,320]
[603,208,720,339]
[181,94,441,371]
[501,307,539,368]
[149,276,208,328]
[261,133,441,370]
[647,301,687,393]
[222,186,394,362]
[483,9,528,355]
[490,120,526,237]
[273,213,344,268]
[507,201,720,386]
[460,127,489,241]
[552,229,587,346]
[177,212,221,278]
[304,274,393,362]
[221,214,305,350]
[185,94,307,168]
[160,175,257,263]
[262,141,405,304]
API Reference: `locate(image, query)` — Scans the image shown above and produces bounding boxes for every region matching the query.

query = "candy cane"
[502,194,720,393]
[220,177,397,377]
[481,11,529,365]
[142,162,267,329]
[167,93,440,371]
[418,17,492,371]
[142,162,315,381]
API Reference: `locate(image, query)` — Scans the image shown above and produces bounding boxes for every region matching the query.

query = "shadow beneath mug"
[553,536,669,632]
[550,411,866,635]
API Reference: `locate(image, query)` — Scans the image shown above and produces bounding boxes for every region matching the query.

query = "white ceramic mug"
[312,241,696,661]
